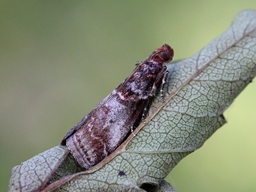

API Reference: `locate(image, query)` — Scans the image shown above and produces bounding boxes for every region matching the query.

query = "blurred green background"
[1,1,256,191]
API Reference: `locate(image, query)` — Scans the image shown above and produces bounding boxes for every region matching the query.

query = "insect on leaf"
[8,10,256,192]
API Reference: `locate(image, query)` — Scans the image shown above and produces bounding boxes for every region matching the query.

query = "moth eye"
[159,51,171,61]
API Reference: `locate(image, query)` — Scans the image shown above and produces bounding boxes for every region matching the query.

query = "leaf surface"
[8,146,69,192]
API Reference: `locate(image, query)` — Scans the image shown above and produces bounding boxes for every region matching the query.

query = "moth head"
[158,44,174,62]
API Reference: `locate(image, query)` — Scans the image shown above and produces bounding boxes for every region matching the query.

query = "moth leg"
[142,67,168,120]
[142,106,148,121]
[149,84,157,97]
[130,125,134,132]
[141,96,152,121]
[130,125,136,136]
[151,65,169,100]
[160,70,169,100]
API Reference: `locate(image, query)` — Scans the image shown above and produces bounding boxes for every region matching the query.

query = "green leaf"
[8,9,256,192]
[8,146,69,192]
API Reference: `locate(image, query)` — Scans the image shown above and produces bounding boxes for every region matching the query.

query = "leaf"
[8,146,69,192]
[8,10,256,192]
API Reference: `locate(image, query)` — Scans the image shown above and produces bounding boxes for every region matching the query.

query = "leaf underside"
[8,10,256,192]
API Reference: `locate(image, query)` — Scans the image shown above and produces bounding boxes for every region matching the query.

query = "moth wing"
[61,91,116,145]
[61,57,152,145]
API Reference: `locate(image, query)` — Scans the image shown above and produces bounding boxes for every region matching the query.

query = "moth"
[61,44,174,169]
